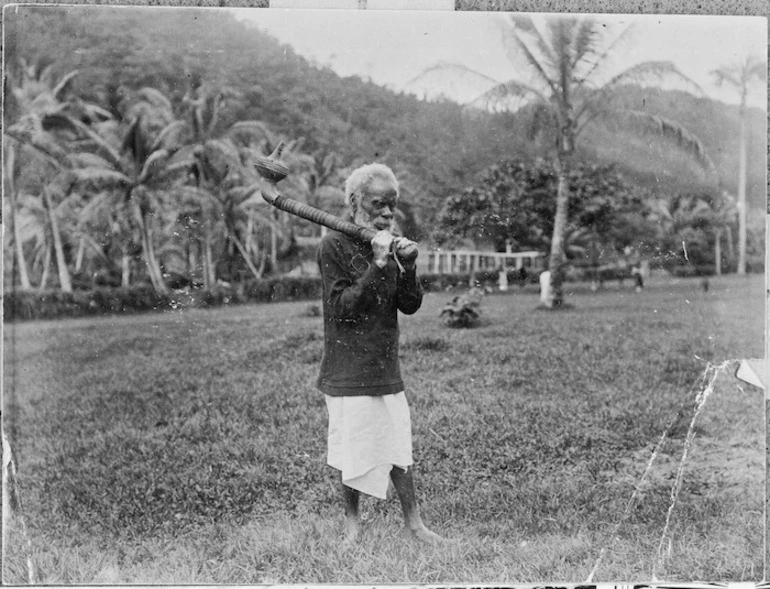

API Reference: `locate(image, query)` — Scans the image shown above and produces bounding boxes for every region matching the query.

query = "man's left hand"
[393,237,418,270]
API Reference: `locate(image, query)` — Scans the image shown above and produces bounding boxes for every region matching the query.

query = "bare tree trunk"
[9,191,32,290]
[228,229,263,280]
[737,102,747,274]
[725,225,735,261]
[203,234,215,289]
[121,253,131,287]
[43,188,73,293]
[75,236,86,273]
[39,243,51,290]
[137,210,168,294]
[547,154,571,308]
[270,211,279,273]
[715,228,722,276]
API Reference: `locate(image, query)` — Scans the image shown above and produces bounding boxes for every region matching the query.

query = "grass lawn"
[2,274,764,584]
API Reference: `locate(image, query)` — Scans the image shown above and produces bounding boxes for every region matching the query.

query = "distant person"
[632,265,644,292]
[316,163,442,545]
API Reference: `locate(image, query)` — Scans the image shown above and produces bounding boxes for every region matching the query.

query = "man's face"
[354,176,398,232]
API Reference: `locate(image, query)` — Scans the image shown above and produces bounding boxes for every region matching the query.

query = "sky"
[229,8,767,109]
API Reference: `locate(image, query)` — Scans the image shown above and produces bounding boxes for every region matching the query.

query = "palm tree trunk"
[9,191,32,290]
[547,154,571,308]
[137,210,168,294]
[228,229,263,280]
[121,253,131,287]
[43,188,73,293]
[737,102,747,274]
[725,225,735,261]
[75,236,86,273]
[203,232,215,289]
[270,213,278,273]
[39,243,51,290]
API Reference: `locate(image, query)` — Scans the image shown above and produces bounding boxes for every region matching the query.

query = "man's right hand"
[371,230,394,268]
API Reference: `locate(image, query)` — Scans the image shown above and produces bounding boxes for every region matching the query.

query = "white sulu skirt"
[324,391,413,500]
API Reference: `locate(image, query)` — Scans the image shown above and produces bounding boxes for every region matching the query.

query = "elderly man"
[316,162,441,544]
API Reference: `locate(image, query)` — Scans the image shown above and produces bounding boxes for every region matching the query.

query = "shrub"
[3,276,325,322]
[440,287,484,328]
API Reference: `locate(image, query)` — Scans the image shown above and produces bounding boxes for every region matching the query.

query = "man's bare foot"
[343,516,362,544]
[408,524,444,545]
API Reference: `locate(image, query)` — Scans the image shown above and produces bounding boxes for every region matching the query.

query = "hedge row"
[3,276,324,322]
[3,262,757,321]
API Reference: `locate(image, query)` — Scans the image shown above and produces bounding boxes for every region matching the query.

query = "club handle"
[261,184,376,243]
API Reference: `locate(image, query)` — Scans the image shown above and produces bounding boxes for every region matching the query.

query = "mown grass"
[3,274,764,584]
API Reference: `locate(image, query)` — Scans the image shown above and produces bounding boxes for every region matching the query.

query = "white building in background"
[416,248,544,275]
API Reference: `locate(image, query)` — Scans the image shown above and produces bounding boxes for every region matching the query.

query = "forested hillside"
[6,6,762,216]
[3,6,764,298]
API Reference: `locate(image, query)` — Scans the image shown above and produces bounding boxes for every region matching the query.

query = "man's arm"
[393,238,423,315]
[318,236,395,320]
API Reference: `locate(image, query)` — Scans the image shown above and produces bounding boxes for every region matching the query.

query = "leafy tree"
[437,158,640,261]
[465,15,716,306]
[711,55,766,274]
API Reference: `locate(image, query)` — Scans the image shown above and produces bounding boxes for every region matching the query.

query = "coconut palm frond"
[570,18,601,70]
[227,121,273,146]
[51,70,80,100]
[574,23,633,90]
[625,109,716,176]
[603,61,705,96]
[710,67,741,88]
[510,15,558,74]
[40,112,80,134]
[76,190,114,222]
[138,149,174,184]
[204,138,243,165]
[134,87,174,115]
[510,27,560,97]
[69,152,118,171]
[150,120,187,153]
[746,58,767,82]
[72,168,132,191]
[75,123,125,168]
[468,79,546,113]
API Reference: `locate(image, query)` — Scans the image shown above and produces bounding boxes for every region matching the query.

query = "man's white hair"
[344,163,399,215]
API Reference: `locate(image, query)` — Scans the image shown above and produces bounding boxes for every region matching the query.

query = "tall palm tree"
[461,15,716,306]
[3,139,33,290]
[5,61,111,292]
[179,80,274,283]
[711,55,765,275]
[69,88,189,293]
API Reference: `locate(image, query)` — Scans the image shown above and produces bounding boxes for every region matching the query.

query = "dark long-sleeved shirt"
[316,230,423,396]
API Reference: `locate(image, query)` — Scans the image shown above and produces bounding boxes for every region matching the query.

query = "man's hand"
[371,230,395,268]
[393,237,419,270]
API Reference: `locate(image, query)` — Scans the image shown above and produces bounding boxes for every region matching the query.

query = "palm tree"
[179,80,274,283]
[648,194,714,269]
[5,61,111,292]
[711,55,765,275]
[69,88,190,293]
[451,15,716,306]
[3,139,33,290]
